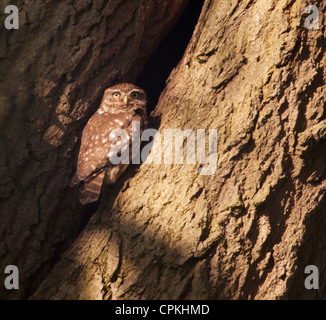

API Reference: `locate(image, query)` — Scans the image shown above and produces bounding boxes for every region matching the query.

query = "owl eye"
[112,92,121,98]
[130,91,139,99]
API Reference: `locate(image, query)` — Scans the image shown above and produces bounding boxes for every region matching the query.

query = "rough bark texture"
[0,0,189,299]
[27,0,326,300]
[2,0,326,300]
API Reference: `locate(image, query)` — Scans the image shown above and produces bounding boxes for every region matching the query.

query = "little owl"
[70,83,148,204]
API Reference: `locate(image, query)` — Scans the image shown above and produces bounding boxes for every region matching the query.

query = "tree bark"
[0,0,189,299]
[2,0,326,300]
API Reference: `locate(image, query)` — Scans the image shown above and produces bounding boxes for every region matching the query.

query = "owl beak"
[123,96,129,105]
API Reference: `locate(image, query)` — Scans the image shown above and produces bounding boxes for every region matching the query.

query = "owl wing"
[71,111,135,185]
[104,111,147,184]
[70,108,147,205]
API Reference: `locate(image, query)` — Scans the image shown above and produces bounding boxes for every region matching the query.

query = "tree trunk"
[2,0,326,300]
[0,0,189,299]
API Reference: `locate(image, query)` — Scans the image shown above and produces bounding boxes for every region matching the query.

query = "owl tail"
[79,171,105,205]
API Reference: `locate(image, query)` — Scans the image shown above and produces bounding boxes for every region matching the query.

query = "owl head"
[100,83,147,114]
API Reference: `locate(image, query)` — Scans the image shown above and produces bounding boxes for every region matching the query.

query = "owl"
[70,83,148,205]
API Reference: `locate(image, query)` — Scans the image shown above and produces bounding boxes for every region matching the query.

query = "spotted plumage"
[70,83,148,204]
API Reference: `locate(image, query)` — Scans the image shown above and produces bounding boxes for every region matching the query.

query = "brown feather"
[70,83,148,205]
[79,171,105,205]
